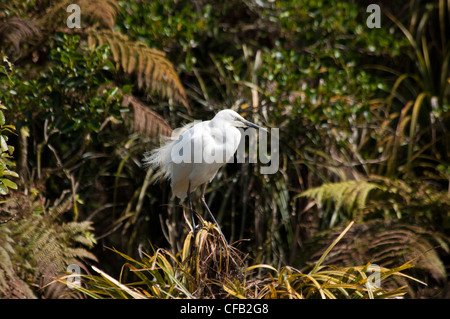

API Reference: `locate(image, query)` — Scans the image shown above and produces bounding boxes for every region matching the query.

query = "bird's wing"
[142,121,200,177]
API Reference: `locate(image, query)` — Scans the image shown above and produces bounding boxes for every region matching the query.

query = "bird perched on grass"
[144,109,265,245]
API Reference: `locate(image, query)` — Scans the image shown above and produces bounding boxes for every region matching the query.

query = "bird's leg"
[200,184,228,246]
[187,181,196,231]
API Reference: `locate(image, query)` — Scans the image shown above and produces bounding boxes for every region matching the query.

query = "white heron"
[144,109,265,245]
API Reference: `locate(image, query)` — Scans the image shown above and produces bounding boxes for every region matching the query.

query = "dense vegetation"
[0,0,448,298]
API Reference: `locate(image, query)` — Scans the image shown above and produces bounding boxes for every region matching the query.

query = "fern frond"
[308,220,448,290]
[82,0,120,29]
[64,247,97,261]
[370,225,447,282]
[0,243,36,298]
[38,0,119,31]
[63,221,95,236]
[300,180,379,211]
[2,192,98,298]
[299,179,379,226]
[48,194,74,218]
[0,17,41,60]
[88,30,189,108]
[121,94,173,138]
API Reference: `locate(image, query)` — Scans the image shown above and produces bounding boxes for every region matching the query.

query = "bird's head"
[213,109,266,131]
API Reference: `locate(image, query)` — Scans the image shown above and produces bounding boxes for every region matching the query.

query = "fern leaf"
[64,247,97,261]
[37,0,119,31]
[308,220,448,289]
[2,192,98,298]
[88,30,189,108]
[0,17,41,60]
[121,94,173,138]
[84,0,120,29]
[298,180,379,218]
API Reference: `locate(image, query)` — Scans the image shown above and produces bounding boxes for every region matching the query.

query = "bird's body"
[144,109,264,245]
[169,117,241,198]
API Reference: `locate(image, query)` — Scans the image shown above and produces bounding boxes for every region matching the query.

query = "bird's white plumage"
[144,109,259,198]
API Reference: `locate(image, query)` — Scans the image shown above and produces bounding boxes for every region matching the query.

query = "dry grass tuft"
[57,220,424,299]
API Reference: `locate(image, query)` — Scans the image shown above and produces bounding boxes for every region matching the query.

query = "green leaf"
[0,110,5,126]
[2,125,16,133]
[3,169,19,178]
[0,178,17,190]
[121,84,133,95]
[102,60,115,71]
[87,120,101,131]
[0,182,8,195]
[0,136,8,152]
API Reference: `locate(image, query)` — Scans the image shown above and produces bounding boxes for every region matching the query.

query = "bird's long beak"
[244,120,268,133]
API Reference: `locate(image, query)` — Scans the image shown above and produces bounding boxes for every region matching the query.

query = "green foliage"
[116,0,220,57]
[0,56,18,195]
[42,33,122,134]
[380,2,450,177]
[298,175,450,296]
[1,0,449,299]
[1,32,123,133]
[10,191,97,298]
[1,33,125,212]
[0,0,189,299]
[299,175,450,227]
[0,190,98,298]
[0,57,98,298]
[258,1,401,125]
